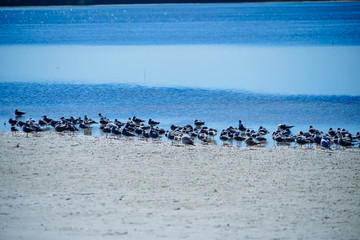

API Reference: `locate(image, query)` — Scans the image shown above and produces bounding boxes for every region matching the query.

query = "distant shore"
[0,131,359,239]
[0,0,342,7]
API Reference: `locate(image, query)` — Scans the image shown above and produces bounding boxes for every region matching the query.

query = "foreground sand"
[0,131,359,240]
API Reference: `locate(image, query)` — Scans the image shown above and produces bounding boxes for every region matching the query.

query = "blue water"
[1,2,359,45]
[0,2,360,144]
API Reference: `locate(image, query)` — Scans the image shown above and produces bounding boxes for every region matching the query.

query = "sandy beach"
[0,131,359,239]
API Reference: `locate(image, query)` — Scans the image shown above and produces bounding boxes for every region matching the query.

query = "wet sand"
[0,131,359,239]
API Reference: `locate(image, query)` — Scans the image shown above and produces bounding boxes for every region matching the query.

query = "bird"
[255,136,267,142]
[67,124,79,135]
[208,128,218,138]
[8,118,18,125]
[84,115,98,125]
[122,128,135,137]
[79,120,90,129]
[198,132,209,143]
[295,136,311,147]
[194,119,205,127]
[42,115,53,124]
[135,127,144,136]
[111,127,122,137]
[234,132,246,146]
[238,120,247,132]
[219,133,231,145]
[132,116,145,124]
[308,125,318,134]
[328,128,337,137]
[181,134,194,148]
[320,136,331,150]
[312,133,321,145]
[15,109,25,117]
[142,130,150,141]
[102,126,111,137]
[165,130,175,144]
[258,126,269,135]
[22,124,34,137]
[338,138,355,148]
[245,137,259,146]
[38,119,47,127]
[277,124,294,131]
[149,129,159,140]
[148,118,160,126]
[11,125,19,133]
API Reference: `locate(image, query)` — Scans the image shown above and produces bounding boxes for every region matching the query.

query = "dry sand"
[0,131,359,240]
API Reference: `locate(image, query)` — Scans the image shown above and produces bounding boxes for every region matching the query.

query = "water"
[1,2,359,45]
[0,2,359,144]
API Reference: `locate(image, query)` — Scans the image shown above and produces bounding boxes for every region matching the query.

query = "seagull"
[111,127,122,137]
[308,125,318,134]
[84,115,97,124]
[313,133,322,145]
[255,136,267,142]
[36,118,46,127]
[41,115,51,124]
[142,130,150,141]
[234,132,246,146]
[149,129,159,140]
[320,136,331,150]
[122,128,135,137]
[148,118,160,126]
[194,119,205,127]
[11,125,19,133]
[8,118,18,125]
[356,132,360,140]
[98,113,111,125]
[339,138,355,148]
[132,116,145,124]
[219,133,231,145]
[284,136,295,143]
[208,128,218,138]
[22,124,34,137]
[102,126,111,137]
[15,109,26,117]
[245,137,259,146]
[181,134,194,148]
[328,128,337,137]
[238,120,247,132]
[165,130,175,144]
[258,126,269,135]
[135,127,143,136]
[79,120,90,129]
[198,132,209,143]
[277,124,294,131]
[295,136,311,147]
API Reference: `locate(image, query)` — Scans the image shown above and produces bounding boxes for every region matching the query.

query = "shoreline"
[1,131,359,239]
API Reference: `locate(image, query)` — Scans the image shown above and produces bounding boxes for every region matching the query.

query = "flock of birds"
[7,109,360,150]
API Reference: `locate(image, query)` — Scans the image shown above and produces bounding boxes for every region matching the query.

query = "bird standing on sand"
[22,124,34,137]
[320,136,331,150]
[11,125,19,133]
[181,134,194,148]
[245,137,259,146]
